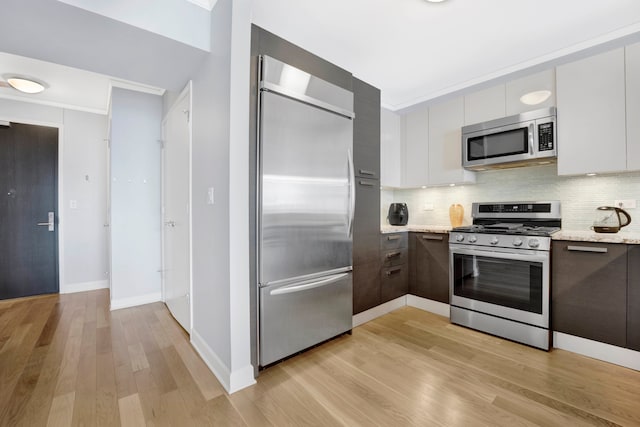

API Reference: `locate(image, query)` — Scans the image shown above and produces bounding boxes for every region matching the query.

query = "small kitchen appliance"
[462,107,557,170]
[592,206,631,233]
[388,203,409,226]
[449,201,561,350]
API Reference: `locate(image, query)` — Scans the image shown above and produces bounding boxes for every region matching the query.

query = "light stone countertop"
[380,225,452,234]
[551,230,640,244]
[380,226,640,244]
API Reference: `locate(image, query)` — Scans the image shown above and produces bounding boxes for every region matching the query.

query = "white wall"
[387,164,640,233]
[189,0,254,393]
[62,109,109,288]
[0,98,109,292]
[109,88,163,309]
[57,0,211,51]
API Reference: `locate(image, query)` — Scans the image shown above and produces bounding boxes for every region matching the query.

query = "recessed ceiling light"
[6,76,46,94]
[520,90,551,106]
[586,173,597,176]
[449,183,456,187]
[424,0,448,2]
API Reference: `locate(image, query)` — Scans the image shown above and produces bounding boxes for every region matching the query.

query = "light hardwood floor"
[1,289,639,426]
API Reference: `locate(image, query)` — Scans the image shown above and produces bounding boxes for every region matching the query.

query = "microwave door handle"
[529,123,534,154]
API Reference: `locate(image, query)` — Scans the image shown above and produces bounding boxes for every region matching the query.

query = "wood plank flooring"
[1,289,640,426]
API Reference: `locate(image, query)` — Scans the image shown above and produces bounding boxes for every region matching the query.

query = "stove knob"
[468,235,477,243]
[455,234,465,242]
[528,239,540,248]
[490,236,499,245]
[513,238,523,247]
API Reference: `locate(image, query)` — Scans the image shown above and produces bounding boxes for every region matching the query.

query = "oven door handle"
[449,247,549,263]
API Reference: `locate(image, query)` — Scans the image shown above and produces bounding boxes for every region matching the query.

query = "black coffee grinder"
[388,203,409,226]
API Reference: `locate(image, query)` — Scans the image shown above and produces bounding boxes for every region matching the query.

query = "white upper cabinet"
[556,48,627,175]
[506,69,556,115]
[402,108,429,187]
[429,96,476,186]
[380,108,402,187]
[464,85,506,125]
[626,42,640,171]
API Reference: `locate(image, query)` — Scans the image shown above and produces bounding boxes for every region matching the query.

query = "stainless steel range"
[449,201,561,350]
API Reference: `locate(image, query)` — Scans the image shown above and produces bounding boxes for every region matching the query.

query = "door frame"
[0,115,65,291]
[160,81,194,332]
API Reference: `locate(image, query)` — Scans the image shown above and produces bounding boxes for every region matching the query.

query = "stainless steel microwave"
[462,107,557,170]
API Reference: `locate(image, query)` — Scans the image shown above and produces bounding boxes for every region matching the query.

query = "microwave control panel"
[538,122,554,151]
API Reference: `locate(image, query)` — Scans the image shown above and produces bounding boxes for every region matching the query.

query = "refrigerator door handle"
[270,273,349,296]
[347,148,355,238]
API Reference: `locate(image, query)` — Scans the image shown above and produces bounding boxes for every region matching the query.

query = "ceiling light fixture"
[520,90,551,106]
[5,76,46,94]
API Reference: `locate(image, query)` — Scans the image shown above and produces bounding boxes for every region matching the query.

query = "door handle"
[36,212,55,232]
[422,235,444,241]
[347,149,355,238]
[358,169,376,177]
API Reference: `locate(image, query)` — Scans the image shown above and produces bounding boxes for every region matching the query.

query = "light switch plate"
[70,200,77,209]
[614,199,636,209]
[207,187,215,205]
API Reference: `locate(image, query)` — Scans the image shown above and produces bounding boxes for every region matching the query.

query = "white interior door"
[162,88,191,333]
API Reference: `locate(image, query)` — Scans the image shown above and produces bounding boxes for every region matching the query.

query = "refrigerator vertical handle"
[347,148,355,238]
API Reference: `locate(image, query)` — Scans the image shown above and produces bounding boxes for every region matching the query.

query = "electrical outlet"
[614,199,636,209]
[423,203,434,211]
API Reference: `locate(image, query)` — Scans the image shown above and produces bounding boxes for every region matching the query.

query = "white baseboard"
[60,280,109,294]
[110,292,162,311]
[352,296,406,327]
[191,329,256,394]
[406,295,450,318]
[553,332,640,371]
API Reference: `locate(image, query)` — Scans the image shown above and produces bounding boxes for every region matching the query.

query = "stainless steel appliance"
[257,55,354,367]
[449,201,561,350]
[462,107,557,170]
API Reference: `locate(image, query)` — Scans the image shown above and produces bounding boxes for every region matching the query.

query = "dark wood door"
[0,122,59,299]
[409,232,450,303]
[551,241,627,347]
[628,245,640,351]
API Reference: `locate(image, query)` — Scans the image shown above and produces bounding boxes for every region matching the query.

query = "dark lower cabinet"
[353,179,380,266]
[353,259,381,314]
[381,264,408,303]
[552,241,628,347]
[628,245,640,351]
[409,232,450,303]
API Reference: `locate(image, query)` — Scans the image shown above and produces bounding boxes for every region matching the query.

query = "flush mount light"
[520,90,551,106]
[5,76,46,94]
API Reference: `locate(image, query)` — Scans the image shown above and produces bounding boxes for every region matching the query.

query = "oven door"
[449,244,549,328]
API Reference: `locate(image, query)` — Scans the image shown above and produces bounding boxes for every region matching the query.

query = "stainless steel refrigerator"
[257,55,354,367]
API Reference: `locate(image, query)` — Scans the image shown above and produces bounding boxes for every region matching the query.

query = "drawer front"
[381,265,408,302]
[380,232,408,250]
[381,247,408,267]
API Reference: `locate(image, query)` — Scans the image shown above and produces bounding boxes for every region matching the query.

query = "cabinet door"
[402,108,429,187]
[464,85,506,125]
[353,259,380,314]
[381,265,408,303]
[409,233,450,303]
[428,97,476,186]
[552,241,627,347]
[353,78,380,180]
[556,48,627,175]
[506,69,556,115]
[353,178,380,265]
[626,42,640,171]
[380,108,402,187]
[628,245,640,351]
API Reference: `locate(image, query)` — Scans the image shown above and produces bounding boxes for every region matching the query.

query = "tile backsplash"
[382,164,640,233]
